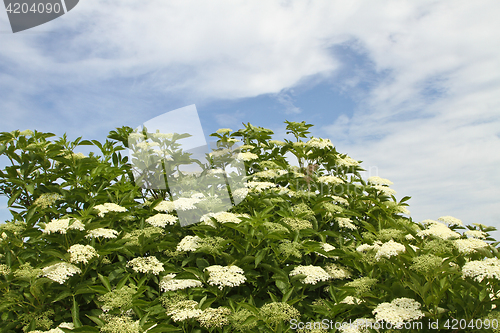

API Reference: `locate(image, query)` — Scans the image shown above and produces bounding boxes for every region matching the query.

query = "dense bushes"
[0,121,499,332]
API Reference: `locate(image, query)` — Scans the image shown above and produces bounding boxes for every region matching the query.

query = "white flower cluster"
[306,137,334,149]
[336,217,357,230]
[462,258,500,282]
[372,185,397,196]
[205,265,246,289]
[68,244,99,264]
[465,230,487,239]
[42,218,85,234]
[216,128,233,134]
[85,228,119,239]
[146,213,178,227]
[356,242,381,253]
[209,148,232,158]
[232,187,250,200]
[126,256,164,275]
[154,197,202,213]
[438,215,463,226]
[245,181,276,192]
[94,203,127,217]
[454,238,489,254]
[252,169,288,179]
[213,212,243,224]
[177,235,201,252]
[160,273,203,291]
[367,176,393,186]
[416,221,460,240]
[269,140,285,146]
[317,175,344,185]
[372,298,424,328]
[329,195,349,206]
[316,243,336,258]
[340,296,363,305]
[374,240,406,261]
[289,265,331,285]
[33,193,63,208]
[154,200,175,212]
[236,152,259,161]
[167,300,203,322]
[336,155,360,167]
[325,263,351,279]
[42,262,81,284]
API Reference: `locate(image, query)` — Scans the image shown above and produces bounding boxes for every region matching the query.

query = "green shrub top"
[0,121,499,333]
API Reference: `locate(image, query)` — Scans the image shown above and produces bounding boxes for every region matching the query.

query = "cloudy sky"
[1,1,499,236]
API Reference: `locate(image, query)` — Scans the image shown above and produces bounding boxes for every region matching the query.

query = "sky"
[0,1,499,237]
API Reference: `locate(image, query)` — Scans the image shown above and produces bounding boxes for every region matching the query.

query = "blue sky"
[1,1,499,236]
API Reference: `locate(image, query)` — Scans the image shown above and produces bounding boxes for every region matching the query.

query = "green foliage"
[0,123,499,332]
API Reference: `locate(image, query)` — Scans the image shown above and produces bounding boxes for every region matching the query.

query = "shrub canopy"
[0,122,499,333]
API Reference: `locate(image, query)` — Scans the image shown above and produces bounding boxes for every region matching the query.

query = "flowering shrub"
[0,121,499,332]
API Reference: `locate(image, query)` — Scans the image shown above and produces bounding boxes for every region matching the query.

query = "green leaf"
[52,291,73,302]
[98,273,112,292]
[72,296,82,328]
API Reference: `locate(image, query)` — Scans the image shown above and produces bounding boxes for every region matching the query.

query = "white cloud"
[0,0,499,231]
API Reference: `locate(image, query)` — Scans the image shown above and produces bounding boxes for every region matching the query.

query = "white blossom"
[372,185,396,196]
[68,244,99,264]
[454,238,489,254]
[462,258,500,282]
[160,273,203,291]
[438,215,463,226]
[417,222,461,240]
[205,265,246,289]
[367,176,393,186]
[146,213,178,227]
[336,155,360,167]
[126,256,164,275]
[85,228,119,239]
[465,230,487,239]
[336,217,357,230]
[374,240,406,261]
[317,175,344,185]
[167,300,203,322]
[236,152,259,161]
[42,262,81,284]
[93,203,127,217]
[289,265,331,285]
[306,137,333,149]
[42,218,85,234]
[177,235,201,252]
[373,298,424,328]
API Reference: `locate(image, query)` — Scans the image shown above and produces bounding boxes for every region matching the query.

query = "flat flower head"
[462,258,500,282]
[454,238,489,254]
[85,228,119,239]
[438,215,463,226]
[367,176,394,186]
[216,128,233,134]
[373,297,424,328]
[68,244,99,264]
[42,262,81,284]
[177,235,201,252]
[160,273,203,292]
[236,152,259,161]
[126,256,164,275]
[42,218,85,234]
[94,203,127,217]
[290,265,331,284]
[146,213,178,227]
[205,265,246,289]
